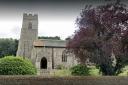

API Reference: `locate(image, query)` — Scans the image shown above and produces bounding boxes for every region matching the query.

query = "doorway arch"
[40,57,47,69]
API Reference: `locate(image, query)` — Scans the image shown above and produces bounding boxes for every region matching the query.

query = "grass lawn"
[89,68,101,76]
[50,67,101,76]
[118,66,128,76]
[51,69,71,77]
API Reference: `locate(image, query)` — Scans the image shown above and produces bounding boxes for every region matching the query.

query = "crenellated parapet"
[23,13,38,20]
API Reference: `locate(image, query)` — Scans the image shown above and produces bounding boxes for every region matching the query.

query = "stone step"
[40,69,50,76]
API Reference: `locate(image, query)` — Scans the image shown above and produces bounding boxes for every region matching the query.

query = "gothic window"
[62,50,69,62]
[28,22,32,29]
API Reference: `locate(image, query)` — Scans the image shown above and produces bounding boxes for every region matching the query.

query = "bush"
[71,64,90,76]
[0,56,37,75]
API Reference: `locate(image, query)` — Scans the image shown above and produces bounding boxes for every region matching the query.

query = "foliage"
[70,65,101,76]
[38,36,61,40]
[0,38,18,58]
[70,64,90,76]
[67,0,128,75]
[65,37,71,40]
[0,56,37,75]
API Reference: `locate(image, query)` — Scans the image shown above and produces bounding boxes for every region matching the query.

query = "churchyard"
[0,0,128,85]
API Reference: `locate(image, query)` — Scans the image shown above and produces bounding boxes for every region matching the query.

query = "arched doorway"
[40,57,47,69]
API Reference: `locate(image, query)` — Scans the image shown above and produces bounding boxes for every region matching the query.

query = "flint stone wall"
[0,76,128,85]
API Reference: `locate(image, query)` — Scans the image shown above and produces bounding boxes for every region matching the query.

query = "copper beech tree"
[67,0,128,75]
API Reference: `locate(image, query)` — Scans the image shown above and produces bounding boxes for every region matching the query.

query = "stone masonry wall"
[17,13,38,59]
[0,76,128,85]
[31,46,77,71]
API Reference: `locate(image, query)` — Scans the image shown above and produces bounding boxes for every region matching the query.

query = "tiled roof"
[33,39,66,47]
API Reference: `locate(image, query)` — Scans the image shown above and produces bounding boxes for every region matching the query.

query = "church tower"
[17,13,38,59]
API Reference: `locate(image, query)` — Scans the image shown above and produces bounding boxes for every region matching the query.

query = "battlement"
[23,13,38,20]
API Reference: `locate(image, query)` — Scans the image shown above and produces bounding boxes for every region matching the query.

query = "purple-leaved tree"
[67,0,128,75]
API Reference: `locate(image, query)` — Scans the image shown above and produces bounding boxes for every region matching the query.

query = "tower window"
[28,22,32,29]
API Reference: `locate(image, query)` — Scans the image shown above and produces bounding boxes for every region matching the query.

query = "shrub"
[0,56,37,75]
[70,64,90,76]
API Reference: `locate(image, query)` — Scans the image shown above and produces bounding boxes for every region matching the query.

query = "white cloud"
[0,21,21,39]
[39,20,76,40]
[0,19,77,40]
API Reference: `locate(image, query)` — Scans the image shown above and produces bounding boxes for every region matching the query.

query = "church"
[16,13,78,75]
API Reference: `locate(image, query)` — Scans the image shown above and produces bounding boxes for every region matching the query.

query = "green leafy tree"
[0,38,18,58]
[38,36,61,40]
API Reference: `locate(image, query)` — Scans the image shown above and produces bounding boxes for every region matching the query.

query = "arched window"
[40,57,47,69]
[62,50,69,62]
[28,22,32,29]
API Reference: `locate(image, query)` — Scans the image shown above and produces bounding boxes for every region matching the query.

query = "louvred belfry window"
[28,22,32,29]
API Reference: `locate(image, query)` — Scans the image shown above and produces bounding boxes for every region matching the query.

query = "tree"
[38,36,61,40]
[0,38,18,58]
[67,0,128,75]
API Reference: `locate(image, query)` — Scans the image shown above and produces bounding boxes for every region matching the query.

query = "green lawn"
[51,69,71,77]
[89,68,101,76]
[118,66,128,76]
[50,66,101,77]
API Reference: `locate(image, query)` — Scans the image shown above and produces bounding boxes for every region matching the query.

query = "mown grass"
[89,67,101,76]
[118,66,128,76]
[51,66,101,77]
[51,65,128,76]
[51,69,71,77]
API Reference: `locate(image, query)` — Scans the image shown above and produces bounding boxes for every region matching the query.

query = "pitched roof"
[33,39,67,47]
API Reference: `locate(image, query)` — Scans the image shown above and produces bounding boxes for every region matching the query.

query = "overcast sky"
[0,0,127,40]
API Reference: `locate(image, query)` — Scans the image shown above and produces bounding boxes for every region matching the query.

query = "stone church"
[16,13,77,75]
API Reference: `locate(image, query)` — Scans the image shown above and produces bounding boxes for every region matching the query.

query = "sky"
[0,0,127,40]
